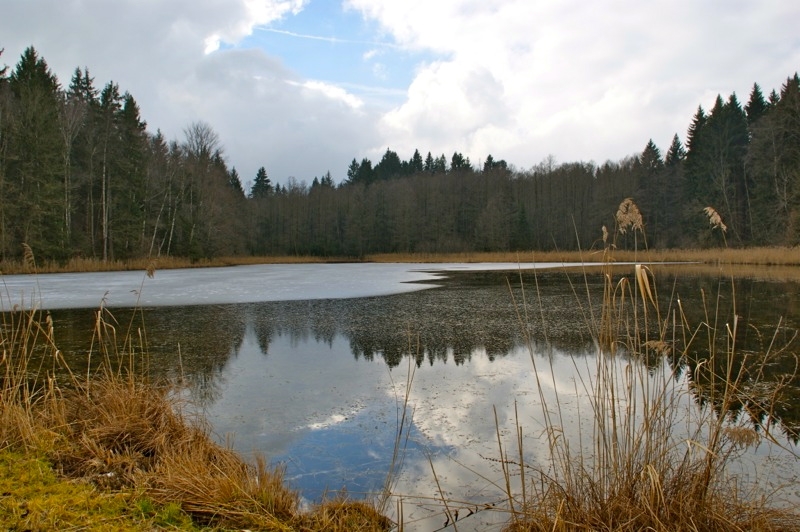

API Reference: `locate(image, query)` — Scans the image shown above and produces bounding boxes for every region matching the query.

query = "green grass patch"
[0,450,197,531]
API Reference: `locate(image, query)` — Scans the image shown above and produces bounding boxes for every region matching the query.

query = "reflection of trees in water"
[240,290,539,368]
[144,304,247,404]
[249,300,337,353]
[52,304,248,405]
[48,270,800,433]
[48,272,605,392]
[292,271,598,367]
[659,274,800,443]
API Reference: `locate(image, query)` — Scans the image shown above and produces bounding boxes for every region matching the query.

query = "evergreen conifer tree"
[409,149,424,174]
[745,83,769,125]
[6,47,63,258]
[665,134,686,166]
[250,166,273,198]
[424,151,434,173]
[228,167,245,197]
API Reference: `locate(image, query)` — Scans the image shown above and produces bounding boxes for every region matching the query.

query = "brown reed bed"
[2,245,798,276]
[0,253,346,275]
[0,289,392,530]
[493,200,800,531]
[369,246,800,267]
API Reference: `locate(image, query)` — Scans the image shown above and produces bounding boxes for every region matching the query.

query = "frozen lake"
[0,262,579,309]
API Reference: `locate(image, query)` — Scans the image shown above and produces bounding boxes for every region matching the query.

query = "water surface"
[6,263,800,531]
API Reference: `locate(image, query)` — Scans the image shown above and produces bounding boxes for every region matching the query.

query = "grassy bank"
[1,245,799,275]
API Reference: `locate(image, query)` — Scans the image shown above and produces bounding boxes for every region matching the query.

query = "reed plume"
[704,206,728,233]
[616,198,644,234]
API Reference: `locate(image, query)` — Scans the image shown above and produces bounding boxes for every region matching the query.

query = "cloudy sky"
[2,1,799,188]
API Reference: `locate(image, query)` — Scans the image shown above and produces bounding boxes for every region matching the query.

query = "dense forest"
[1,46,799,262]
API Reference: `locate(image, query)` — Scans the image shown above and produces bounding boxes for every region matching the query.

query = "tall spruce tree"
[433,154,447,174]
[665,134,686,166]
[745,83,769,125]
[0,49,9,259]
[450,151,472,172]
[67,67,100,255]
[424,151,434,173]
[374,148,402,181]
[640,139,663,172]
[409,149,424,174]
[112,92,148,258]
[773,74,800,242]
[250,166,272,198]
[227,167,245,197]
[355,157,374,184]
[6,47,63,259]
[319,170,334,187]
[97,81,124,260]
[346,158,360,184]
[662,134,687,246]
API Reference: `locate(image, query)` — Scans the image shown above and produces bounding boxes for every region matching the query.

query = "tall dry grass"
[370,246,800,267]
[0,251,392,531]
[0,253,352,275]
[496,199,800,531]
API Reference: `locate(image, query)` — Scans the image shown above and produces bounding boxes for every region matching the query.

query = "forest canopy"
[1,46,799,262]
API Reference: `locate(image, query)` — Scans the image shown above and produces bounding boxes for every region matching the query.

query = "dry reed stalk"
[499,201,799,531]
[378,337,417,515]
[21,243,35,272]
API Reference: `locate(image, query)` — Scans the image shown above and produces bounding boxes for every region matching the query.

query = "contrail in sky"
[258,27,399,48]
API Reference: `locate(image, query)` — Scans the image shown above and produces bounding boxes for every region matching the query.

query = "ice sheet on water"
[0,262,571,310]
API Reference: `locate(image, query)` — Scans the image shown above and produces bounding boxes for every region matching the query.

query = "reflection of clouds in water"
[386,344,800,530]
[204,330,394,458]
[307,413,348,430]
[399,344,597,451]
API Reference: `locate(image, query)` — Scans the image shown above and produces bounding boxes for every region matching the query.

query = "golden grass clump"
[300,497,393,531]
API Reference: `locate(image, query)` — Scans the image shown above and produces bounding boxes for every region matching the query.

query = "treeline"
[1,46,799,262]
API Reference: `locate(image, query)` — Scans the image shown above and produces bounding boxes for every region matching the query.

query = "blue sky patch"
[240,1,441,107]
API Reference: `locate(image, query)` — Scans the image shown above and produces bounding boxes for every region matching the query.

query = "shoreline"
[2,246,799,276]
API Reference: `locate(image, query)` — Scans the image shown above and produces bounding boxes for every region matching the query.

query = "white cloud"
[169,49,378,180]
[380,61,512,159]
[294,80,365,109]
[348,0,800,167]
[362,49,380,61]
[204,0,306,53]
